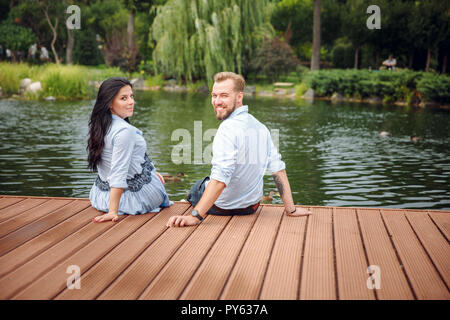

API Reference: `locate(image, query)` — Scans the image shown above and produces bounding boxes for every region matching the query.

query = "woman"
[87,77,172,222]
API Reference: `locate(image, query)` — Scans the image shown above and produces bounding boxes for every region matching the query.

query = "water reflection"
[0,92,449,209]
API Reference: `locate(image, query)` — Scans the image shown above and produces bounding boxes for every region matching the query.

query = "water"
[1,91,449,210]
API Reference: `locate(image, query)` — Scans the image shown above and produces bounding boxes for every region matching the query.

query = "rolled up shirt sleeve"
[107,126,136,189]
[210,126,237,186]
[267,134,286,174]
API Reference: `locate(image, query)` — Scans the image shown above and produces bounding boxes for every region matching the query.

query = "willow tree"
[151,0,273,84]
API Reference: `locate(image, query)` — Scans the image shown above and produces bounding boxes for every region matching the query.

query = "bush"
[249,37,300,82]
[295,82,309,96]
[0,21,36,56]
[331,43,354,68]
[417,74,450,104]
[73,29,103,66]
[145,74,165,87]
[305,69,449,104]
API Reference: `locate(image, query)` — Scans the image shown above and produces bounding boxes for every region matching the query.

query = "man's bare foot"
[92,212,120,223]
[286,207,312,217]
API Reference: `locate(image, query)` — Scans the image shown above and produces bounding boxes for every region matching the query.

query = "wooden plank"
[54,203,191,300]
[357,209,414,299]
[0,198,49,224]
[0,203,98,278]
[0,199,73,238]
[405,211,450,288]
[333,208,375,299]
[12,212,157,300]
[180,210,260,300]
[139,214,231,300]
[0,207,122,299]
[428,211,450,242]
[0,199,90,257]
[259,207,308,300]
[219,206,284,300]
[381,210,450,299]
[299,207,336,300]
[97,209,197,300]
[0,197,25,210]
[0,195,88,201]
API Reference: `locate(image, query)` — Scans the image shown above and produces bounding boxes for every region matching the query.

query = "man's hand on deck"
[286,207,312,217]
[166,215,200,227]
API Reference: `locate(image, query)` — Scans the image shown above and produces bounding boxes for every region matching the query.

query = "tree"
[151,0,274,83]
[342,0,368,69]
[413,0,449,72]
[310,0,321,70]
[0,21,36,61]
[270,0,313,57]
[122,0,154,71]
[39,0,65,64]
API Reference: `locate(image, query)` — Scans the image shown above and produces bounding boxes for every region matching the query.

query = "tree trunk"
[66,29,74,64]
[425,47,431,72]
[284,21,293,44]
[127,9,136,51]
[408,52,414,69]
[43,8,60,64]
[442,54,447,74]
[354,47,359,69]
[310,0,321,71]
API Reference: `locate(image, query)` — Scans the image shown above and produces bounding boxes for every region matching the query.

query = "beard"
[214,98,238,121]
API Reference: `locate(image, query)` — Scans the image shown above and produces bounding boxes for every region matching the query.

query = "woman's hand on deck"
[92,212,120,223]
[156,172,165,184]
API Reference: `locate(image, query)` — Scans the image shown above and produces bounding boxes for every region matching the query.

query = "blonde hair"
[213,72,245,92]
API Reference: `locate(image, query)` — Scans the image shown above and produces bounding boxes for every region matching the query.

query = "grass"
[0,63,131,100]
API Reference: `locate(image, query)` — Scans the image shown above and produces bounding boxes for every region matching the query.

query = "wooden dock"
[0,195,448,300]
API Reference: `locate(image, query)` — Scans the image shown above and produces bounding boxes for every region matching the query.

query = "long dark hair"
[87,77,132,171]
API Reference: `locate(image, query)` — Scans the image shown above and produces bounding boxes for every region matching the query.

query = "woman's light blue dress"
[89,114,172,215]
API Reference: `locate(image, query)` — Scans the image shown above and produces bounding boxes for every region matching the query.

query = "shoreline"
[1,82,449,111]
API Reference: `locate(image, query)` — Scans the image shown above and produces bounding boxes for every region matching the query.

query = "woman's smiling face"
[110,85,134,119]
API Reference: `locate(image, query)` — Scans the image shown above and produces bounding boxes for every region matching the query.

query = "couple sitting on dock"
[87,72,311,227]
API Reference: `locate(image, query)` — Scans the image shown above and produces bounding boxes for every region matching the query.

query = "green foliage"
[249,37,299,82]
[306,69,450,104]
[294,82,308,96]
[417,74,450,104]
[0,63,36,95]
[331,38,354,69]
[145,74,165,87]
[73,30,103,66]
[296,65,309,80]
[37,65,91,100]
[0,63,132,99]
[0,21,36,53]
[151,0,274,84]
[271,0,313,48]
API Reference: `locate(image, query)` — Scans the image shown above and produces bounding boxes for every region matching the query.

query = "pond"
[1,91,449,210]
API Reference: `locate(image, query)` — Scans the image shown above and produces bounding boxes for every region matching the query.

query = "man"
[382,54,397,70]
[167,72,311,227]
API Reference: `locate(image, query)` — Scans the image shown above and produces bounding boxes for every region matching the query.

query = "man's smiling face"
[211,79,243,121]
